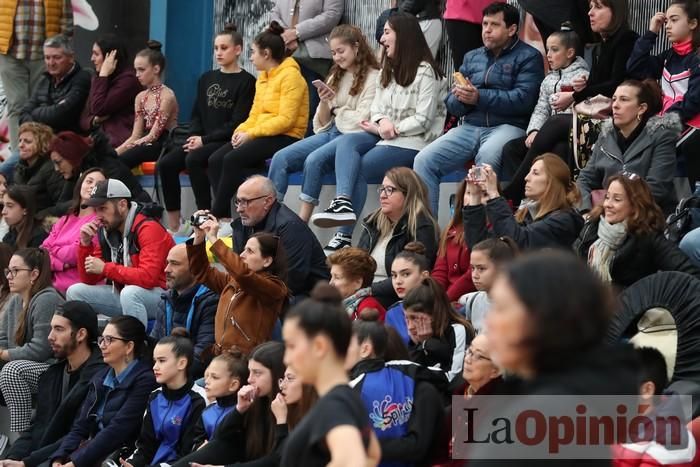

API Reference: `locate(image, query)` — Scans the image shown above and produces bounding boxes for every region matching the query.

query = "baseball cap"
[81,179,132,208]
[55,301,99,343]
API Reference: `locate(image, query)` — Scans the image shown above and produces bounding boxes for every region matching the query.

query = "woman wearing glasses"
[462,334,503,398]
[0,248,63,434]
[576,79,679,214]
[188,214,288,355]
[357,167,438,308]
[50,316,156,467]
[575,174,700,289]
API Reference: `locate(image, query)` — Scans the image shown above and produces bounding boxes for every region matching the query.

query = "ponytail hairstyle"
[354,309,410,361]
[211,348,249,385]
[617,79,664,120]
[472,236,519,266]
[136,40,166,75]
[403,277,475,339]
[393,241,430,273]
[549,21,581,54]
[156,327,194,372]
[108,315,149,360]
[326,25,379,96]
[251,232,288,283]
[12,248,52,345]
[670,0,700,49]
[254,21,286,63]
[515,153,580,223]
[218,22,243,46]
[4,185,41,249]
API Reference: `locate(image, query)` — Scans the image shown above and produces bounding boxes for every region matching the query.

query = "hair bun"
[170,327,190,338]
[560,21,574,32]
[311,283,343,305]
[223,23,238,33]
[267,21,285,36]
[222,347,246,359]
[403,241,426,256]
[358,308,380,322]
[146,40,162,52]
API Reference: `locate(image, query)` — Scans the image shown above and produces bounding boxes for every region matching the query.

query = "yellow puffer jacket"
[236,57,309,140]
[0,0,64,54]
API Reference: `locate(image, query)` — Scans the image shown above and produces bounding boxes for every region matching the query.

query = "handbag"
[571,95,612,177]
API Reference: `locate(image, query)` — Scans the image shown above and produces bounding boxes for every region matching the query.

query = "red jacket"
[353,296,386,322]
[77,213,173,289]
[432,227,475,302]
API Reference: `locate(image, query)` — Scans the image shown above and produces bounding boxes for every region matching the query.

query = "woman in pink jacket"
[41,168,106,294]
[444,0,505,71]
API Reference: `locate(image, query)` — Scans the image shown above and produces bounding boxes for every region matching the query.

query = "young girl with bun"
[117,40,179,168]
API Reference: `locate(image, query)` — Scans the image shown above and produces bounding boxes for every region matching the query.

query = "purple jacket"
[81,68,142,147]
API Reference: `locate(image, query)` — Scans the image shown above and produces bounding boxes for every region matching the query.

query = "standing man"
[0,0,73,152]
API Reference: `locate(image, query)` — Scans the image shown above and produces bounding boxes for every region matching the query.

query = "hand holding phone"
[312,79,335,100]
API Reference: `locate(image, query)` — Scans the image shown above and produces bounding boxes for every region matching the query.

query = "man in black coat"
[20,34,91,134]
[151,244,217,377]
[4,302,106,467]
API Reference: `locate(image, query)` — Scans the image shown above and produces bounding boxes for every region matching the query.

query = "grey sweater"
[0,288,64,362]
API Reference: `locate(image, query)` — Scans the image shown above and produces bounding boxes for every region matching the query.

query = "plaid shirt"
[9,0,73,60]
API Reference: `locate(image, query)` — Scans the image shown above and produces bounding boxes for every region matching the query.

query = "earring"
[636,114,642,122]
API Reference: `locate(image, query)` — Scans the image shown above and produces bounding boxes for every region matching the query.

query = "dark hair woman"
[2,185,47,249]
[189,211,288,355]
[575,174,700,289]
[81,35,142,148]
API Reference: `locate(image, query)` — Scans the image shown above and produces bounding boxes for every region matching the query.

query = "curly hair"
[327,247,377,288]
[589,174,665,236]
[18,122,53,158]
[325,25,379,97]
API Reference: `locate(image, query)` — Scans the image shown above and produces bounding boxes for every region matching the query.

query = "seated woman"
[208,21,308,222]
[326,247,385,321]
[0,248,63,434]
[432,180,475,302]
[2,185,47,249]
[81,36,142,148]
[172,342,286,466]
[464,154,583,251]
[357,167,439,307]
[268,24,379,223]
[462,333,503,398]
[574,174,700,289]
[188,215,288,355]
[158,24,256,232]
[41,168,106,294]
[347,310,443,465]
[14,122,66,218]
[576,80,679,213]
[627,1,700,188]
[49,316,157,467]
[116,40,178,169]
[311,13,446,252]
[49,130,149,208]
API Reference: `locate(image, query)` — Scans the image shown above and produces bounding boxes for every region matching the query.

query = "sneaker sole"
[311,213,357,228]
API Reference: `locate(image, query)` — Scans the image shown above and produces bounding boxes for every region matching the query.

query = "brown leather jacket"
[188,239,288,355]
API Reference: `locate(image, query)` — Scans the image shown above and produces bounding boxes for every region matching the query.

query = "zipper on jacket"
[218,290,250,349]
[600,145,624,166]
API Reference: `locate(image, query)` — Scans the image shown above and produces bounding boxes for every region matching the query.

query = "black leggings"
[502,114,573,205]
[445,19,483,73]
[157,141,226,211]
[119,134,167,169]
[209,135,298,218]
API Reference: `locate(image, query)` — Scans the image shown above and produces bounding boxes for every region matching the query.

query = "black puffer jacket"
[14,156,67,218]
[573,218,700,288]
[20,62,91,133]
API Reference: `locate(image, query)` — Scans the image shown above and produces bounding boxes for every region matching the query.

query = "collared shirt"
[9,0,74,60]
[95,359,140,429]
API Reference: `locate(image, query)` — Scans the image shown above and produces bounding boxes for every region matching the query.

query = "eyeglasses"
[278,374,297,386]
[97,335,129,347]
[234,194,269,208]
[4,268,31,278]
[465,347,492,362]
[377,185,403,197]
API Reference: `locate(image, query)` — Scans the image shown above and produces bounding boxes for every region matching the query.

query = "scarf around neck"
[343,287,373,319]
[588,217,627,282]
[518,198,540,220]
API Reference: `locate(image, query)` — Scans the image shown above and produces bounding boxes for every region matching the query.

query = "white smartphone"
[312,79,335,97]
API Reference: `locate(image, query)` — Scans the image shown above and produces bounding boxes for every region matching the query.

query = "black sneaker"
[311,197,357,228]
[324,232,352,253]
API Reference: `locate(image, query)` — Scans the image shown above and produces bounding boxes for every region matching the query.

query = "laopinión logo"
[451,394,695,460]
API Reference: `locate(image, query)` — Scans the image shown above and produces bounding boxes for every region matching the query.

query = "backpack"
[98,202,166,264]
[665,195,700,243]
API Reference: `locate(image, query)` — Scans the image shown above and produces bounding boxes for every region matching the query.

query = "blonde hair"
[18,122,53,158]
[367,167,438,240]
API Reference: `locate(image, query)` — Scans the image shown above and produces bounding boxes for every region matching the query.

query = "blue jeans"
[680,227,700,267]
[413,123,524,214]
[268,126,342,205]
[65,283,163,327]
[0,152,19,181]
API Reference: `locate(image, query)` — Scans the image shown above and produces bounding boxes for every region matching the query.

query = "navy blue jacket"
[50,360,157,467]
[127,382,206,467]
[446,37,544,129]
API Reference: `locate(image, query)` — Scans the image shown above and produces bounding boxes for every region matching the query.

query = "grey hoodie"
[0,287,64,362]
[526,56,590,134]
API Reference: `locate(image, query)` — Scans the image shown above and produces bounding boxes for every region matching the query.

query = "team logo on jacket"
[170,416,183,426]
[370,395,413,431]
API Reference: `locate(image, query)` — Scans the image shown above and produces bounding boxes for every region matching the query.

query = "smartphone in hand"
[312,79,335,98]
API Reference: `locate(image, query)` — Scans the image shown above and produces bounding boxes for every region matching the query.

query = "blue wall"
[150,0,214,122]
